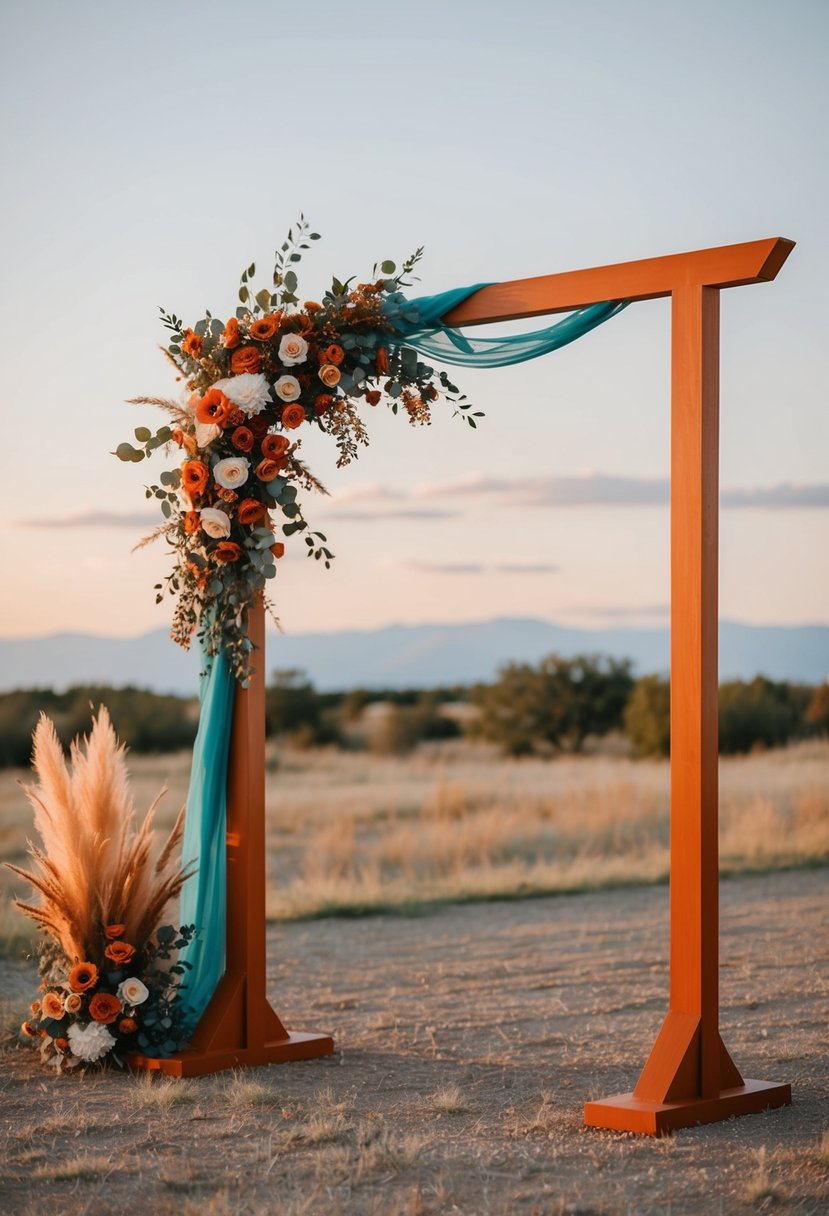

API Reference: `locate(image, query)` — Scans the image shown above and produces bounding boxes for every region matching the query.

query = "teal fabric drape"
[384,283,627,367]
[176,640,235,1034]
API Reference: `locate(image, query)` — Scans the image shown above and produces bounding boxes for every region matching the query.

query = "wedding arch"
[130,235,795,1137]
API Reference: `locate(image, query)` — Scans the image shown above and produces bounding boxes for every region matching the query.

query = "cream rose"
[195,420,221,449]
[318,364,341,388]
[278,333,308,365]
[63,992,83,1014]
[213,456,250,490]
[273,374,301,402]
[200,507,232,538]
[213,372,271,416]
[117,977,149,1007]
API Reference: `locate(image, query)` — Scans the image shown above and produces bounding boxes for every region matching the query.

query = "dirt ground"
[1,868,827,1216]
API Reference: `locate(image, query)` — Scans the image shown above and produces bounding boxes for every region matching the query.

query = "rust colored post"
[131,596,333,1076]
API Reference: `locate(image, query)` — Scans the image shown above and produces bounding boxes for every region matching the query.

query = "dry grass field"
[0,741,827,1214]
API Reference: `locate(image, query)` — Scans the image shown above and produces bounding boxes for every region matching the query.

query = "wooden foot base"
[584,1079,791,1136]
[128,1030,334,1078]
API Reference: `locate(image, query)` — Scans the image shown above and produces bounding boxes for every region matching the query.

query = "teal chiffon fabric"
[176,282,625,1038]
[176,641,235,1034]
[384,283,627,367]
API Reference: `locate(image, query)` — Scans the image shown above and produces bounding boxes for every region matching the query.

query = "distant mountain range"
[0,618,827,695]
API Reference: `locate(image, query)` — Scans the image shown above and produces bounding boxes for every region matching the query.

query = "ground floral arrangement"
[6,709,195,1071]
[118,217,479,682]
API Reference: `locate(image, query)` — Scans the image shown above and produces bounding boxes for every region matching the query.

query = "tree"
[471,653,633,757]
[718,677,804,754]
[624,675,671,757]
[805,682,829,734]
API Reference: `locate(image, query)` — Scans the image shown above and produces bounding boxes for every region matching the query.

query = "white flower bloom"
[273,375,301,402]
[67,1020,116,1062]
[213,456,250,490]
[195,420,221,449]
[117,977,150,1007]
[278,333,308,366]
[214,373,270,416]
[200,507,232,539]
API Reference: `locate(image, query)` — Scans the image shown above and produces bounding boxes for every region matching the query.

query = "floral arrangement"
[117,217,478,682]
[7,708,195,1070]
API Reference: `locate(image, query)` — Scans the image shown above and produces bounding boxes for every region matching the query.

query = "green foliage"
[804,682,829,734]
[624,675,671,757]
[718,677,809,754]
[471,653,634,758]
[0,687,197,768]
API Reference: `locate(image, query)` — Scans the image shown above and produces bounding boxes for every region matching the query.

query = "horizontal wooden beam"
[442,238,795,326]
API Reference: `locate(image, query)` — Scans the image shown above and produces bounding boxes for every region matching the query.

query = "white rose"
[117,976,149,1007]
[67,1021,115,1062]
[200,507,232,539]
[213,372,271,416]
[273,375,301,402]
[318,364,341,388]
[213,456,250,490]
[278,333,308,366]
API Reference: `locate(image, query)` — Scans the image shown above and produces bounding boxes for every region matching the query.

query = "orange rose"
[230,346,262,375]
[104,940,136,966]
[88,992,121,1024]
[181,329,203,358]
[261,433,289,459]
[248,414,270,438]
[237,498,268,525]
[20,1021,37,1039]
[313,394,333,416]
[54,1037,70,1052]
[281,404,306,430]
[223,317,241,350]
[42,991,65,1020]
[318,363,341,388]
[118,1017,138,1035]
[231,426,254,452]
[182,460,209,499]
[104,924,125,939]
[172,428,184,448]
[271,542,285,559]
[215,541,243,563]
[255,458,283,482]
[195,388,232,428]
[321,343,345,366]
[375,347,389,376]
[30,1000,41,1016]
[184,510,201,534]
[365,390,381,406]
[68,962,98,993]
[250,315,280,342]
[304,300,322,313]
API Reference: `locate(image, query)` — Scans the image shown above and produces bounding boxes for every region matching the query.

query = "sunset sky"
[1,0,827,644]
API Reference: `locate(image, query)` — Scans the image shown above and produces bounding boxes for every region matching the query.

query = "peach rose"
[89,992,122,1024]
[321,343,345,366]
[273,374,301,402]
[68,962,99,993]
[42,991,65,1020]
[223,317,241,349]
[318,363,341,388]
[63,992,83,1014]
[117,977,149,1006]
[104,940,136,966]
[281,404,306,430]
[230,346,262,375]
[278,333,308,365]
[200,507,232,539]
[261,433,289,459]
[237,498,268,525]
[213,456,250,490]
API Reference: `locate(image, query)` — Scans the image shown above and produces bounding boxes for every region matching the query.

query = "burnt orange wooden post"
[133,595,333,1076]
[444,238,794,1134]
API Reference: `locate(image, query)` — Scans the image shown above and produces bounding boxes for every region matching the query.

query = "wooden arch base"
[445,237,795,1136]
[131,599,333,1077]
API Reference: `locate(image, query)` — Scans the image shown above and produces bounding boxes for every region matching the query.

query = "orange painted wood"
[130,596,333,1077]
[585,1079,791,1137]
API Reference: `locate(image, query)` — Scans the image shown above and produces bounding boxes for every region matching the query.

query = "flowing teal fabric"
[176,640,235,1035]
[175,280,626,1042]
[383,283,627,367]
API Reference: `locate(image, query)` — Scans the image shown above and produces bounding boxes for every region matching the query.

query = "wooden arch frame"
[137,237,795,1136]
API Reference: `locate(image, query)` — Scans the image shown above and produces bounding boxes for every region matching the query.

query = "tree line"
[1,658,827,768]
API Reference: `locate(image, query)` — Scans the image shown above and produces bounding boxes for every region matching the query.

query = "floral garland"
[21,923,196,1071]
[118,218,478,682]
